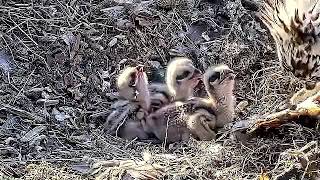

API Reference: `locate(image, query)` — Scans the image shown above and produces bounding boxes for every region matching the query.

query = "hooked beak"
[132,65,145,99]
[128,65,145,88]
[220,69,235,82]
[191,68,203,81]
[134,65,145,86]
[136,65,144,73]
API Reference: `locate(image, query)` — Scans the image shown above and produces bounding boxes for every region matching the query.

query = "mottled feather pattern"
[162,102,195,127]
[105,99,147,135]
[258,0,320,80]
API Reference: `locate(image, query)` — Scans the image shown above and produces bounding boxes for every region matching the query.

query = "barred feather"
[258,0,320,81]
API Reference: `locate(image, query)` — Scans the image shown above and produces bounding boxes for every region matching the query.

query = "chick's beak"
[222,69,236,80]
[192,68,203,81]
[136,65,144,73]
[133,65,145,86]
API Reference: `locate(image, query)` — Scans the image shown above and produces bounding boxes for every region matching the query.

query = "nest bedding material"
[0,0,319,179]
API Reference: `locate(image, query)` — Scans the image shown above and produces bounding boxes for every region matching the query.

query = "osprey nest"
[0,0,319,179]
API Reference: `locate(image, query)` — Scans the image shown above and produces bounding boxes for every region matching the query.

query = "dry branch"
[233,85,320,133]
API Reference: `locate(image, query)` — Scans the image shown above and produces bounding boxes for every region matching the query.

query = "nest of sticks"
[0,0,319,179]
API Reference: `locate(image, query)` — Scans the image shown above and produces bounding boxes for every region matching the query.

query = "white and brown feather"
[258,0,320,82]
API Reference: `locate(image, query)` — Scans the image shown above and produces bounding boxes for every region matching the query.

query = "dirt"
[0,0,319,179]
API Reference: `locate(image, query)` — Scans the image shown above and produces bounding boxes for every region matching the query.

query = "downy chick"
[166,57,202,101]
[148,57,202,112]
[105,65,151,140]
[117,65,150,110]
[142,64,236,143]
[203,64,236,128]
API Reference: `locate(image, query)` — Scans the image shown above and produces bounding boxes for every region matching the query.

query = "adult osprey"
[258,0,320,85]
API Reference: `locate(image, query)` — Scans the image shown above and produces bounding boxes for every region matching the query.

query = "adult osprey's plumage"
[258,0,320,83]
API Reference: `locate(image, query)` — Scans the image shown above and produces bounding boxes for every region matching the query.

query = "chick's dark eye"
[209,71,220,82]
[128,72,136,87]
[176,70,190,81]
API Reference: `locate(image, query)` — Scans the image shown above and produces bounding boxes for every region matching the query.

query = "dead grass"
[0,0,319,179]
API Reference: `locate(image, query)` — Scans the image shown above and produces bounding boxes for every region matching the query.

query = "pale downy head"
[165,57,202,101]
[117,65,151,111]
[258,0,320,83]
[203,64,236,127]
[203,64,235,103]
